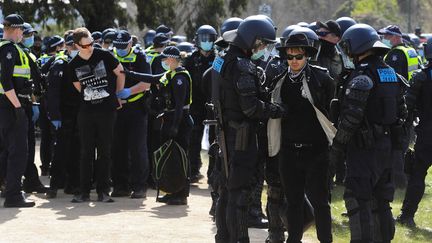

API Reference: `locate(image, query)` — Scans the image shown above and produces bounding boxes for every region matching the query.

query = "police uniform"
[333,52,407,242]
[0,14,35,207]
[45,43,81,197]
[184,48,215,181]
[397,64,432,226]
[385,43,420,81]
[111,30,152,198]
[157,50,193,204]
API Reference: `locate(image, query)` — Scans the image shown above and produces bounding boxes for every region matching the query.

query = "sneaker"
[71,194,90,203]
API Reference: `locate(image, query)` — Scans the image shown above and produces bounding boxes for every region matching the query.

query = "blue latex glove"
[32,105,40,123]
[117,88,131,99]
[51,120,62,130]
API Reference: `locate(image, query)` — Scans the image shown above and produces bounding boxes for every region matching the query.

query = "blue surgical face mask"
[200,41,214,51]
[382,39,392,48]
[161,61,170,71]
[251,48,266,60]
[116,48,129,57]
[70,50,79,58]
[22,36,34,48]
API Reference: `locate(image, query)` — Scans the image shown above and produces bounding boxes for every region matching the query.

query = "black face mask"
[319,39,336,57]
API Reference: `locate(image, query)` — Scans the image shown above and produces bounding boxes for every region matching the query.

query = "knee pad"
[344,189,372,242]
[372,199,395,242]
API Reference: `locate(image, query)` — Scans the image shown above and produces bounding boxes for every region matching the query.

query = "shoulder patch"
[212,56,224,73]
[6,52,12,59]
[377,68,398,83]
[176,78,183,86]
[350,75,373,90]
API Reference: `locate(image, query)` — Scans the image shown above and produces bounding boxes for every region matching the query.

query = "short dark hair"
[73,27,90,44]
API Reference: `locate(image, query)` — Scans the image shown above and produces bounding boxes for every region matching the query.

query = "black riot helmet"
[225,15,276,50]
[308,22,320,32]
[220,17,243,35]
[281,25,299,38]
[195,25,217,51]
[340,23,389,57]
[290,27,320,52]
[144,29,156,47]
[424,37,432,60]
[336,17,357,36]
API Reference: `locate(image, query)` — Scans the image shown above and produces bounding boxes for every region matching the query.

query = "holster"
[228,121,250,151]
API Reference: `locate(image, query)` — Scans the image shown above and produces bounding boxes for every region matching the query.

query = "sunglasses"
[316,31,331,37]
[78,41,94,49]
[287,54,305,60]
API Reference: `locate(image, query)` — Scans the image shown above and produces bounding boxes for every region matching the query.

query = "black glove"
[270,103,288,119]
[167,126,178,139]
[329,140,345,168]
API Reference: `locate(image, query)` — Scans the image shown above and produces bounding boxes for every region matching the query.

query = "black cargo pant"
[50,112,80,191]
[215,121,258,243]
[400,124,432,218]
[0,107,28,202]
[112,105,149,192]
[279,144,332,243]
[23,105,43,186]
[188,106,206,177]
[344,134,395,243]
[77,110,116,195]
[39,99,53,172]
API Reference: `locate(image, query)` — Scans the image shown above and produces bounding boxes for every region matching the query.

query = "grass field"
[300,168,432,243]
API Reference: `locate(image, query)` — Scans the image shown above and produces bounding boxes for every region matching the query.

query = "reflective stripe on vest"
[146,51,159,65]
[113,47,138,63]
[38,53,51,66]
[113,46,144,103]
[159,69,192,105]
[391,45,420,81]
[0,40,31,94]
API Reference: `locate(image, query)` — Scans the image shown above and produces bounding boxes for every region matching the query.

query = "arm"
[171,75,189,129]
[113,63,125,92]
[385,50,409,80]
[46,63,62,120]
[127,53,151,95]
[123,70,164,84]
[1,46,21,108]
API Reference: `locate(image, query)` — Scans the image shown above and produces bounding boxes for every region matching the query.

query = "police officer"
[0,14,35,207]
[379,25,420,189]
[143,29,156,48]
[146,33,170,74]
[20,22,48,193]
[156,46,193,205]
[332,24,408,242]
[396,37,432,228]
[184,24,217,183]
[111,30,151,198]
[45,33,81,198]
[155,24,173,39]
[101,28,116,50]
[213,15,287,243]
[92,31,103,48]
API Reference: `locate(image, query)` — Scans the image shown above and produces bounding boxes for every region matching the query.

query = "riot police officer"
[184,24,217,183]
[111,30,151,198]
[396,37,432,228]
[92,31,103,48]
[101,28,116,50]
[213,15,287,243]
[332,24,408,242]
[0,14,35,207]
[143,29,156,49]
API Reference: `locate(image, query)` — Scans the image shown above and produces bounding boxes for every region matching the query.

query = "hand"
[51,120,62,130]
[117,88,131,99]
[32,105,40,123]
[167,126,178,139]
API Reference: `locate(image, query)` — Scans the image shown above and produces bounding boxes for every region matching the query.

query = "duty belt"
[164,104,190,112]
[18,94,32,103]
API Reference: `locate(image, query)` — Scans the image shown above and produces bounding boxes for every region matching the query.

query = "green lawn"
[301,168,432,243]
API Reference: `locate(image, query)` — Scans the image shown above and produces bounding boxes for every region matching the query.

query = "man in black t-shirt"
[68,27,125,203]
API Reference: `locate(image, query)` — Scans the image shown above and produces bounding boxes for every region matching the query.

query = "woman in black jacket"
[276,33,335,243]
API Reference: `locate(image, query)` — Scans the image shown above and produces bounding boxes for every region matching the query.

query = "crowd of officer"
[0,11,431,243]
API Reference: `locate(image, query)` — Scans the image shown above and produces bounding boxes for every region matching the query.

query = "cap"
[153,33,170,46]
[378,25,402,37]
[102,28,117,43]
[155,25,173,35]
[2,14,24,28]
[65,33,74,46]
[317,20,341,37]
[23,22,37,35]
[113,30,132,49]
[91,31,102,41]
[160,46,181,59]
[48,35,65,48]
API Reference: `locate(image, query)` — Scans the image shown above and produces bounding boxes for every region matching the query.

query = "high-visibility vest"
[387,45,420,81]
[38,53,52,66]
[113,46,144,103]
[159,68,192,106]
[0,40,31,94]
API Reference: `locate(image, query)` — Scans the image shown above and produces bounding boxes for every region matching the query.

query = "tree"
[134,0,176,30]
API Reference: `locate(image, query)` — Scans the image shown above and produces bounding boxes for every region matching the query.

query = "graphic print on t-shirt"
[75,61,110,103]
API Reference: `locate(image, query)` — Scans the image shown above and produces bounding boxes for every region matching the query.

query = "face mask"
[161,61,170,71]
[22,36,34,48]
[200,41,214,51]
[251,48,266,60]
[116,48,129,57]
[319,39,336,56]
[70,50,79,58]
[382,39,392,48]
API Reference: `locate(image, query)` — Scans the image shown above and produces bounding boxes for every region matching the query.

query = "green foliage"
[134,0,177,30]
[183,0,225,40]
